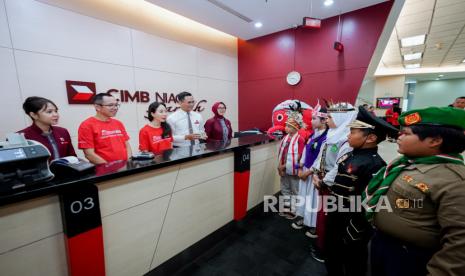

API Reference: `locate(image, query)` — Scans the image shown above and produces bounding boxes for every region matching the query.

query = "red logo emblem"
[66,80,96,104]
[404,112,421,126]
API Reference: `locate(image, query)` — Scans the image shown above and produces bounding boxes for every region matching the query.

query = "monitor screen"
[376,97,401,109]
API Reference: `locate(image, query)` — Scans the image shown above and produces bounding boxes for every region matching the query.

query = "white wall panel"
[0,196,62,254]
[102,195,170,276]
[262,156,281,197]
[197,77,238,131]
[174,154,234,192]
[0,233,68,276]
[132,29,197,75]
[247,161,266,210]
[0,48,25,137]
[5,0,132,65]
[197,48,237,82]
[0,0,11,48]
[133,68,198,131]
[1,1,238,144]
[152,173,234,268]
[13,50,137,137]
[98,166,178,217]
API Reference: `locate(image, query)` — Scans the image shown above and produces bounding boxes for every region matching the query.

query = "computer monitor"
[376,97,401,109]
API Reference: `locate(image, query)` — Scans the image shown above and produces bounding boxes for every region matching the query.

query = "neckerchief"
[363,153,464,221]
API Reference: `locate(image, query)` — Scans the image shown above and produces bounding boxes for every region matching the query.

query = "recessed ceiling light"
[254,22,262,28]
[405,64,420,69]
[462,59,465,63]
[438,74,444,77]
[435,78,440,81]
[324,0,334,6]
[401,35,426,47]
[403,52,422,61]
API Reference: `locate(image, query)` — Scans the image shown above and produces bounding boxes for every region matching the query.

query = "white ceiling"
[380,0,465,70]
[146,0,388,40]
[406,71,465,82]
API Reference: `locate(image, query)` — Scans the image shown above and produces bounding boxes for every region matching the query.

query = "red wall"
[238,1,393,131]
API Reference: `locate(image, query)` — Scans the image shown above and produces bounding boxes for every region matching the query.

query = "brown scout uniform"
[374,161,465,275]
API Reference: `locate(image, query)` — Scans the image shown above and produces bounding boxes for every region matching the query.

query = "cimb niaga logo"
[66,80,96,104]
[65,80,208,112]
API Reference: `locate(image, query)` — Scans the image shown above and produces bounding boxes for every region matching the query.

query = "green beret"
[399,106,465,130]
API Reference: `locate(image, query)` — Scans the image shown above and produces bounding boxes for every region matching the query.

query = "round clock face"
[287,71,301,85]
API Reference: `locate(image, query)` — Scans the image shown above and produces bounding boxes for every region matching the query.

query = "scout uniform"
[364,107,465,276]
[324,106,398,276]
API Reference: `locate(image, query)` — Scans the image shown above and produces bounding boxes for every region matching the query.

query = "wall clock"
[286,71,301,85]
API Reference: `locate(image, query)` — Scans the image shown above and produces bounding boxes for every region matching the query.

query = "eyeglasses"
[98,103,120,108]
[217,107,226,110]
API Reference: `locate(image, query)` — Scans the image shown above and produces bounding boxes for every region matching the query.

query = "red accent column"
[60,184,106,276]
[65,227,106,276]
[234,171,250,220]
[233,147,251,221]
[238,1,394,131]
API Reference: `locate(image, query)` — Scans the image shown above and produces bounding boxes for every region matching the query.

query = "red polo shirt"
[78,117,130,162]
[18,124,76,160]
[138,125,173,154]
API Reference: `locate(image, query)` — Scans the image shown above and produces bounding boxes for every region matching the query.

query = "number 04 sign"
[59,184,106,276]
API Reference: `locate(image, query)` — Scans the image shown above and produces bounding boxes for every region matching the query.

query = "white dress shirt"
[167,109,205,147]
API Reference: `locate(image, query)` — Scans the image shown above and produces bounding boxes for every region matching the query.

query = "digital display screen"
[0,148,27,162]
[376,97,401,109]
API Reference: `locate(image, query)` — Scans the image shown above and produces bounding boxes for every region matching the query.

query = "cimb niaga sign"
[66,80,207,112]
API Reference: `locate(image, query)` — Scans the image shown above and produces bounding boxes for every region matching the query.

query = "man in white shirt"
[167,91,207,147]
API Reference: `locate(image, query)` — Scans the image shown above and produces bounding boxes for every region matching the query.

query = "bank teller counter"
[0,134,280,276]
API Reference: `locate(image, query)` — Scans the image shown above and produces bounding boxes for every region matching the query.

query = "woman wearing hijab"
[204,102,233,142]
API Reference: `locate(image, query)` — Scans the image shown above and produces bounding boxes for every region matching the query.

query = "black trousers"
[324,211,370,276]
[371,231,435,276]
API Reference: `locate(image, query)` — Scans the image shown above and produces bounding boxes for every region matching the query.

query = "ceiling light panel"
[401,34,426,47]
[324,0,334,7]
[403,52,423,61]
[405,63,420,69]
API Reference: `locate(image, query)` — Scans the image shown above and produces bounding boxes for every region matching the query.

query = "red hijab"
[212,102,226,119]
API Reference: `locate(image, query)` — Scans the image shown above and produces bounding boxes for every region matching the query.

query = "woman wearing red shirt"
[385,103,401,141]
[18,97,76,160]
[139,102,173,154]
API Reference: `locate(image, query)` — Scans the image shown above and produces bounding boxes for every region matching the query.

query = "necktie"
[187,112,195,146]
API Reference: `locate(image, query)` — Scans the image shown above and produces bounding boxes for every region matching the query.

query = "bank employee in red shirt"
[139,102,173,154]
[18,96,76,160]
[78,93,132,164]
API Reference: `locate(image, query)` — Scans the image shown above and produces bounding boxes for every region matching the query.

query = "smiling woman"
[18,96,77,161]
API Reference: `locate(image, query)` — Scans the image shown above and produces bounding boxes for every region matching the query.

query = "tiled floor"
[174,212,327,276]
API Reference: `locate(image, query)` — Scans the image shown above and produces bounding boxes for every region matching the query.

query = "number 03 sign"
[59,184,106,276]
